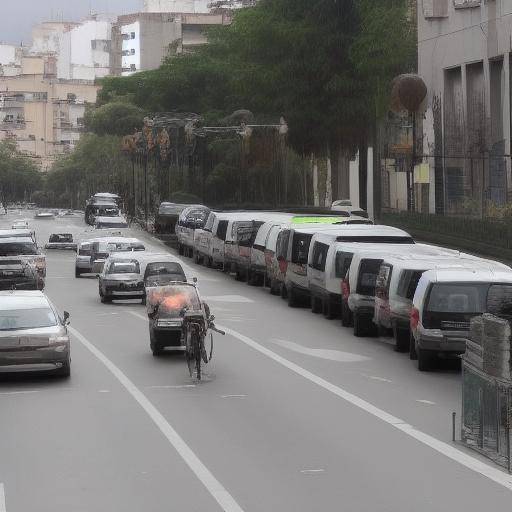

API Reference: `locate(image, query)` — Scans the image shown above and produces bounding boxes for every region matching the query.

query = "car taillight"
[34,257,45,269]
[341,279,350,300]
[410,307,420,330]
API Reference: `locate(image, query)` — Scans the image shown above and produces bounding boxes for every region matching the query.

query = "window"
[216,221,228,241]
[131,48,136,55]
[131,32,136,39]
[291,233,312,265]
[423,0,448,18]
[426,284,488,313]
[375,265,392,299]
[311,242,329,271]
[130,64,136,71]
[276,230,290,260]
[108,261,140,274]
[0,307,57,331]
[335,251,353,279]
[356,259,383,296]
[486,285,512,320]
[397,270,425,300]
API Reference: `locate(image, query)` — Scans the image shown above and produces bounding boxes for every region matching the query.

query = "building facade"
[0,45,23,77]
[143,0,211,13]
[418,0,512,215]
[112,12,231,76]
[0,54,99,171]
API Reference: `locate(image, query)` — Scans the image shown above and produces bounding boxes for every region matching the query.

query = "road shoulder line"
[68,326,244,512]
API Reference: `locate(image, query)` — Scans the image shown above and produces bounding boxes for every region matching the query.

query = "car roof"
[0,291,49,310]
[292,223,386,236]
[422,268,512,284]
[112,251,177,262]
[0,229,33,238]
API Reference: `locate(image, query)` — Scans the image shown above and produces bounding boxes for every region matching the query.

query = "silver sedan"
[0,291,71,377]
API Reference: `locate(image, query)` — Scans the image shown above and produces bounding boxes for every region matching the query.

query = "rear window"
[335,251,353,279]
[216,220,228,241]
[79,243,92,256]
[356,258,383,295]
[276,230,290,259]
[0,242,38,256]
[311,242,329,271]
[426,283,488,313]
[0,307,57,330]
[397,270,425,300]
[291,233,312,264]
[108,261,140,274]
[486,284,512,320]
[145,262,185,278]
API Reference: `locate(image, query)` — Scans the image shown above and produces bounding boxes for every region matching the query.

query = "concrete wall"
[144,0,210,13]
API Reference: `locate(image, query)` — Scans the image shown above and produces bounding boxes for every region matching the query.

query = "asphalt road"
[0,210,511,511]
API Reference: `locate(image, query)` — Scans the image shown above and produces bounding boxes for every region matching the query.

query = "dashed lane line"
[68,326,244,512]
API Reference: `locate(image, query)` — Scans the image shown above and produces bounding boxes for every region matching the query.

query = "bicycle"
[182,310,225,380]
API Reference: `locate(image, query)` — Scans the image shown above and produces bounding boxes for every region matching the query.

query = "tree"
[84,102,146,136]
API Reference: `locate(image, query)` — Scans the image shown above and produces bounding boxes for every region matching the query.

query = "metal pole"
[411,112,416,212]
[132,156,136,219]
[452,412,456,442]
[144,153,148,229]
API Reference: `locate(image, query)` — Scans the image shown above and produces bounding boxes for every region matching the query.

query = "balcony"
[0,119,26,130]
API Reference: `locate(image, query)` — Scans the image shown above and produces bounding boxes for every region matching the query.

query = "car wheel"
[287,286,298,308]
[269,279,279,295]
[354,313,373,337]
[341,301,353,327]
[100,294,111,304]
[235,269,245,282]
[151,342,164,356]
[56,357,71,378]
[418,349,434,371]
[394,326,410,353]
[178,243,184,256]
[409,334,418,360]
[311,295,322,314]
[142,295,147,306]
[323,299,336,320]
[206,257,213,268]
[75,268,81,278]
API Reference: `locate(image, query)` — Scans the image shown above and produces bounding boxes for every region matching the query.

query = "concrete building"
[30,22,80,55]
[418,0,512,215]
[0,44,23,77]
[143,0,210,13]
[112,12,231,76]
[0,54,99,171]
[57,17,114,81]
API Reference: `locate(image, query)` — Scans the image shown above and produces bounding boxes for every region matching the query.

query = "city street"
[1,210,511,511]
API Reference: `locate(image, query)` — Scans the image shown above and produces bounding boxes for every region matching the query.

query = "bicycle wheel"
[185,326,196,379]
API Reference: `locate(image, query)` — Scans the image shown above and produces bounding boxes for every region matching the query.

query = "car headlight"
[156,319,183,328]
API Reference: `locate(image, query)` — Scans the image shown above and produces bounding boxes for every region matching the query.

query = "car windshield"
[0,242,38,256]
[0,307,57,330]
[108,261,140,274]
[147,285,201,316]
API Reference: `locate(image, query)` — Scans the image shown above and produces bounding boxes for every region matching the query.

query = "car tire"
[394,326,410,353]
[178,243,184,256]
[75,268,81,278]
[280,283,288,300]
[311,295,322,314]
[56,357,71,378]
[287,286,298,308]
[418,349,434,371]
[206,257,213,268]
[151,343,164,357]
[235,269,245,282]
[142,295,147,306]
[341,301,353,327]
[269,279,280,296]
[409,334,418,360]
[323,299,336,320]
[100,294,111,304]
[353,313,365,337]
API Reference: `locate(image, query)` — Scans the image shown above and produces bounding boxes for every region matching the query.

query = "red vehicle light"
[410,307,420,330]
[341,279,350,300]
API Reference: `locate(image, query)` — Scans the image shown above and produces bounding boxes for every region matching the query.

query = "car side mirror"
[63,311,70,325]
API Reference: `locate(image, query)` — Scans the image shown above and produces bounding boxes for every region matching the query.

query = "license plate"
[442,322,469,330]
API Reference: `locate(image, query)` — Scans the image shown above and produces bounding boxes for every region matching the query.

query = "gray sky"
[0,0,142,45]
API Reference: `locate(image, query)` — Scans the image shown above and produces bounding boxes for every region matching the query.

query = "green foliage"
[84,102,146,136]
[0,141,42,204]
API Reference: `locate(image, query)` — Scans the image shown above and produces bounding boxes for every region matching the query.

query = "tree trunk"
[325,157,332,207]
[312,154,320,206]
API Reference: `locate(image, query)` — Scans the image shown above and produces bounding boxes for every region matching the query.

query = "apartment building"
[0,54,99,171]
[0,44,23,77]
[418,0,512,214]
[111,11,231,76]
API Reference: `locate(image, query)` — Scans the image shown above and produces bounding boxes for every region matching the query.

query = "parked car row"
[176,206,512,371]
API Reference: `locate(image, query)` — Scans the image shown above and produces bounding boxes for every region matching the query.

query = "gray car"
[0,291,71,376]
[98,258,145,303]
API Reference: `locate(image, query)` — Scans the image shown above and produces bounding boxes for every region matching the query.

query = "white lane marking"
[0,483,5,512]
[0,390,40,396]
[272,339,370,363]
[203,295,254,304]
[68,326,244,512]
[300,469,325,475]
[221,395,247,399]
[147,385,196,390]
[416,400,436,406]
[362,374,393,383]
[219,325,512,491]
[127,310,148,322]
[98,390,110,393]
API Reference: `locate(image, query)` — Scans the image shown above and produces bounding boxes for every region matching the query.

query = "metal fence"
[462,362,512,471]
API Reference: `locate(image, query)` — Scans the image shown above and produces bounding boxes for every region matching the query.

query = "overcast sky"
[0,0,142,45]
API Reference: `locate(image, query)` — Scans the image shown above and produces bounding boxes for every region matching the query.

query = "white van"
[346,244,467,336]
[307,226,415,319]
[176,205,210,257]
[193,211,217,265]
[411,268,512,371]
